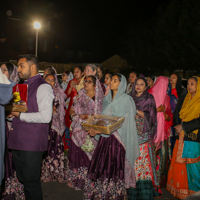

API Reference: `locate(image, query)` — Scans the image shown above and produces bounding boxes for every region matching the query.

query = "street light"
[34,22,41,57]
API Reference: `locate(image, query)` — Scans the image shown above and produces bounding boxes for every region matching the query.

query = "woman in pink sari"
[65,75,104,190]
[148,76,173,187]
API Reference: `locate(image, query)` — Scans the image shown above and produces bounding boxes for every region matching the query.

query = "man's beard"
[18,69,31,81]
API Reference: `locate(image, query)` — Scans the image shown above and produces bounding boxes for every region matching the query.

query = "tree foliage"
[120,0,200,74]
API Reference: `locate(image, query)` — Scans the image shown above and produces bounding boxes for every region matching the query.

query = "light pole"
[34,22,41,57]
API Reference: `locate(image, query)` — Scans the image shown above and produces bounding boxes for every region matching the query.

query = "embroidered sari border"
[176,131,200,164]
[166,183,195,199]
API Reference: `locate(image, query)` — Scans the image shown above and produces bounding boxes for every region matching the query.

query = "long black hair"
[106,72,114,79]
[148,75,156,82]
[64,71,71,76]
[3,63,14,77]
[76,65,84,73]
[174,73,184,98]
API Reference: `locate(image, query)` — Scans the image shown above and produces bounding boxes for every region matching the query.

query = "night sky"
[0,0,170,62]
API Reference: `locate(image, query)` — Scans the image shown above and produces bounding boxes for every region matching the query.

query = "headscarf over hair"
[148,76,172,146]
[130,77,157,140]
[76,75,104,115]
[49,66,67,136]
[100,74,139,168]
[10,64,20,83]
[70,75,104,160]
[75,76,85,92]
[179,76,200,135]
[67,72,73,82]
[167,74,183,100]
[61,71,74,91]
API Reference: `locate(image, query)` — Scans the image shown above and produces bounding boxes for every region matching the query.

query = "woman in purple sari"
[41,67,66,183]
[128,77,161,200]
[65,75,104,190]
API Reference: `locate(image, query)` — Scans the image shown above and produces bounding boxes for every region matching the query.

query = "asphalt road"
[42,182,178,200]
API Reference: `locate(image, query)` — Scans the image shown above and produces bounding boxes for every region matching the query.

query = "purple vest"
[8,75,50,151]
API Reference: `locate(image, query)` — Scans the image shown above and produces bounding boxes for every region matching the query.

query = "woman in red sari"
[63,66,84,150]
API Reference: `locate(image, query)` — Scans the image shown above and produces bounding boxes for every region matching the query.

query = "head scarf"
[179,76,200,135]
[61,72,73,91]
[105,84,110,96]
[70,76,104,159]
[130,77,157,140]
[100,74,139,168]
[46,66,67,136]
[148,76,170,146]
[10,64,20,83]
[67,72,73,81]
[76,76,104,115]
[75,76,85,92]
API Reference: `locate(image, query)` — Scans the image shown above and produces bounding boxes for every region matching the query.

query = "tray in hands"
[81,114,124,135]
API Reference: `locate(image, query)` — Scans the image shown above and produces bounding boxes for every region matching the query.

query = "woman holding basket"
[86,74,139,200]
[65,75,104,190]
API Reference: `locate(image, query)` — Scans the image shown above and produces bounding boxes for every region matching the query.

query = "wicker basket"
[5,104,28,113]
[81,114,124,135]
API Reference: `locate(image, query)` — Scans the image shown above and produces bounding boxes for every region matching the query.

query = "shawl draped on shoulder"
[179,76,200,135]
[130,79,157,140]
[148,76,172,146]
[99,74,140,168]
[51,67,67,136]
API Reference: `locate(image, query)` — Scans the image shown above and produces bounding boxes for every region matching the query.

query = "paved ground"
[42,182,178,200]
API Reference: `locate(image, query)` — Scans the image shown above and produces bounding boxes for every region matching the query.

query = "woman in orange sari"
[166,76,200,199]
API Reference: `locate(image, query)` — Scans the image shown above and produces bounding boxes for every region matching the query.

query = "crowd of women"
[1,62,200,200]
